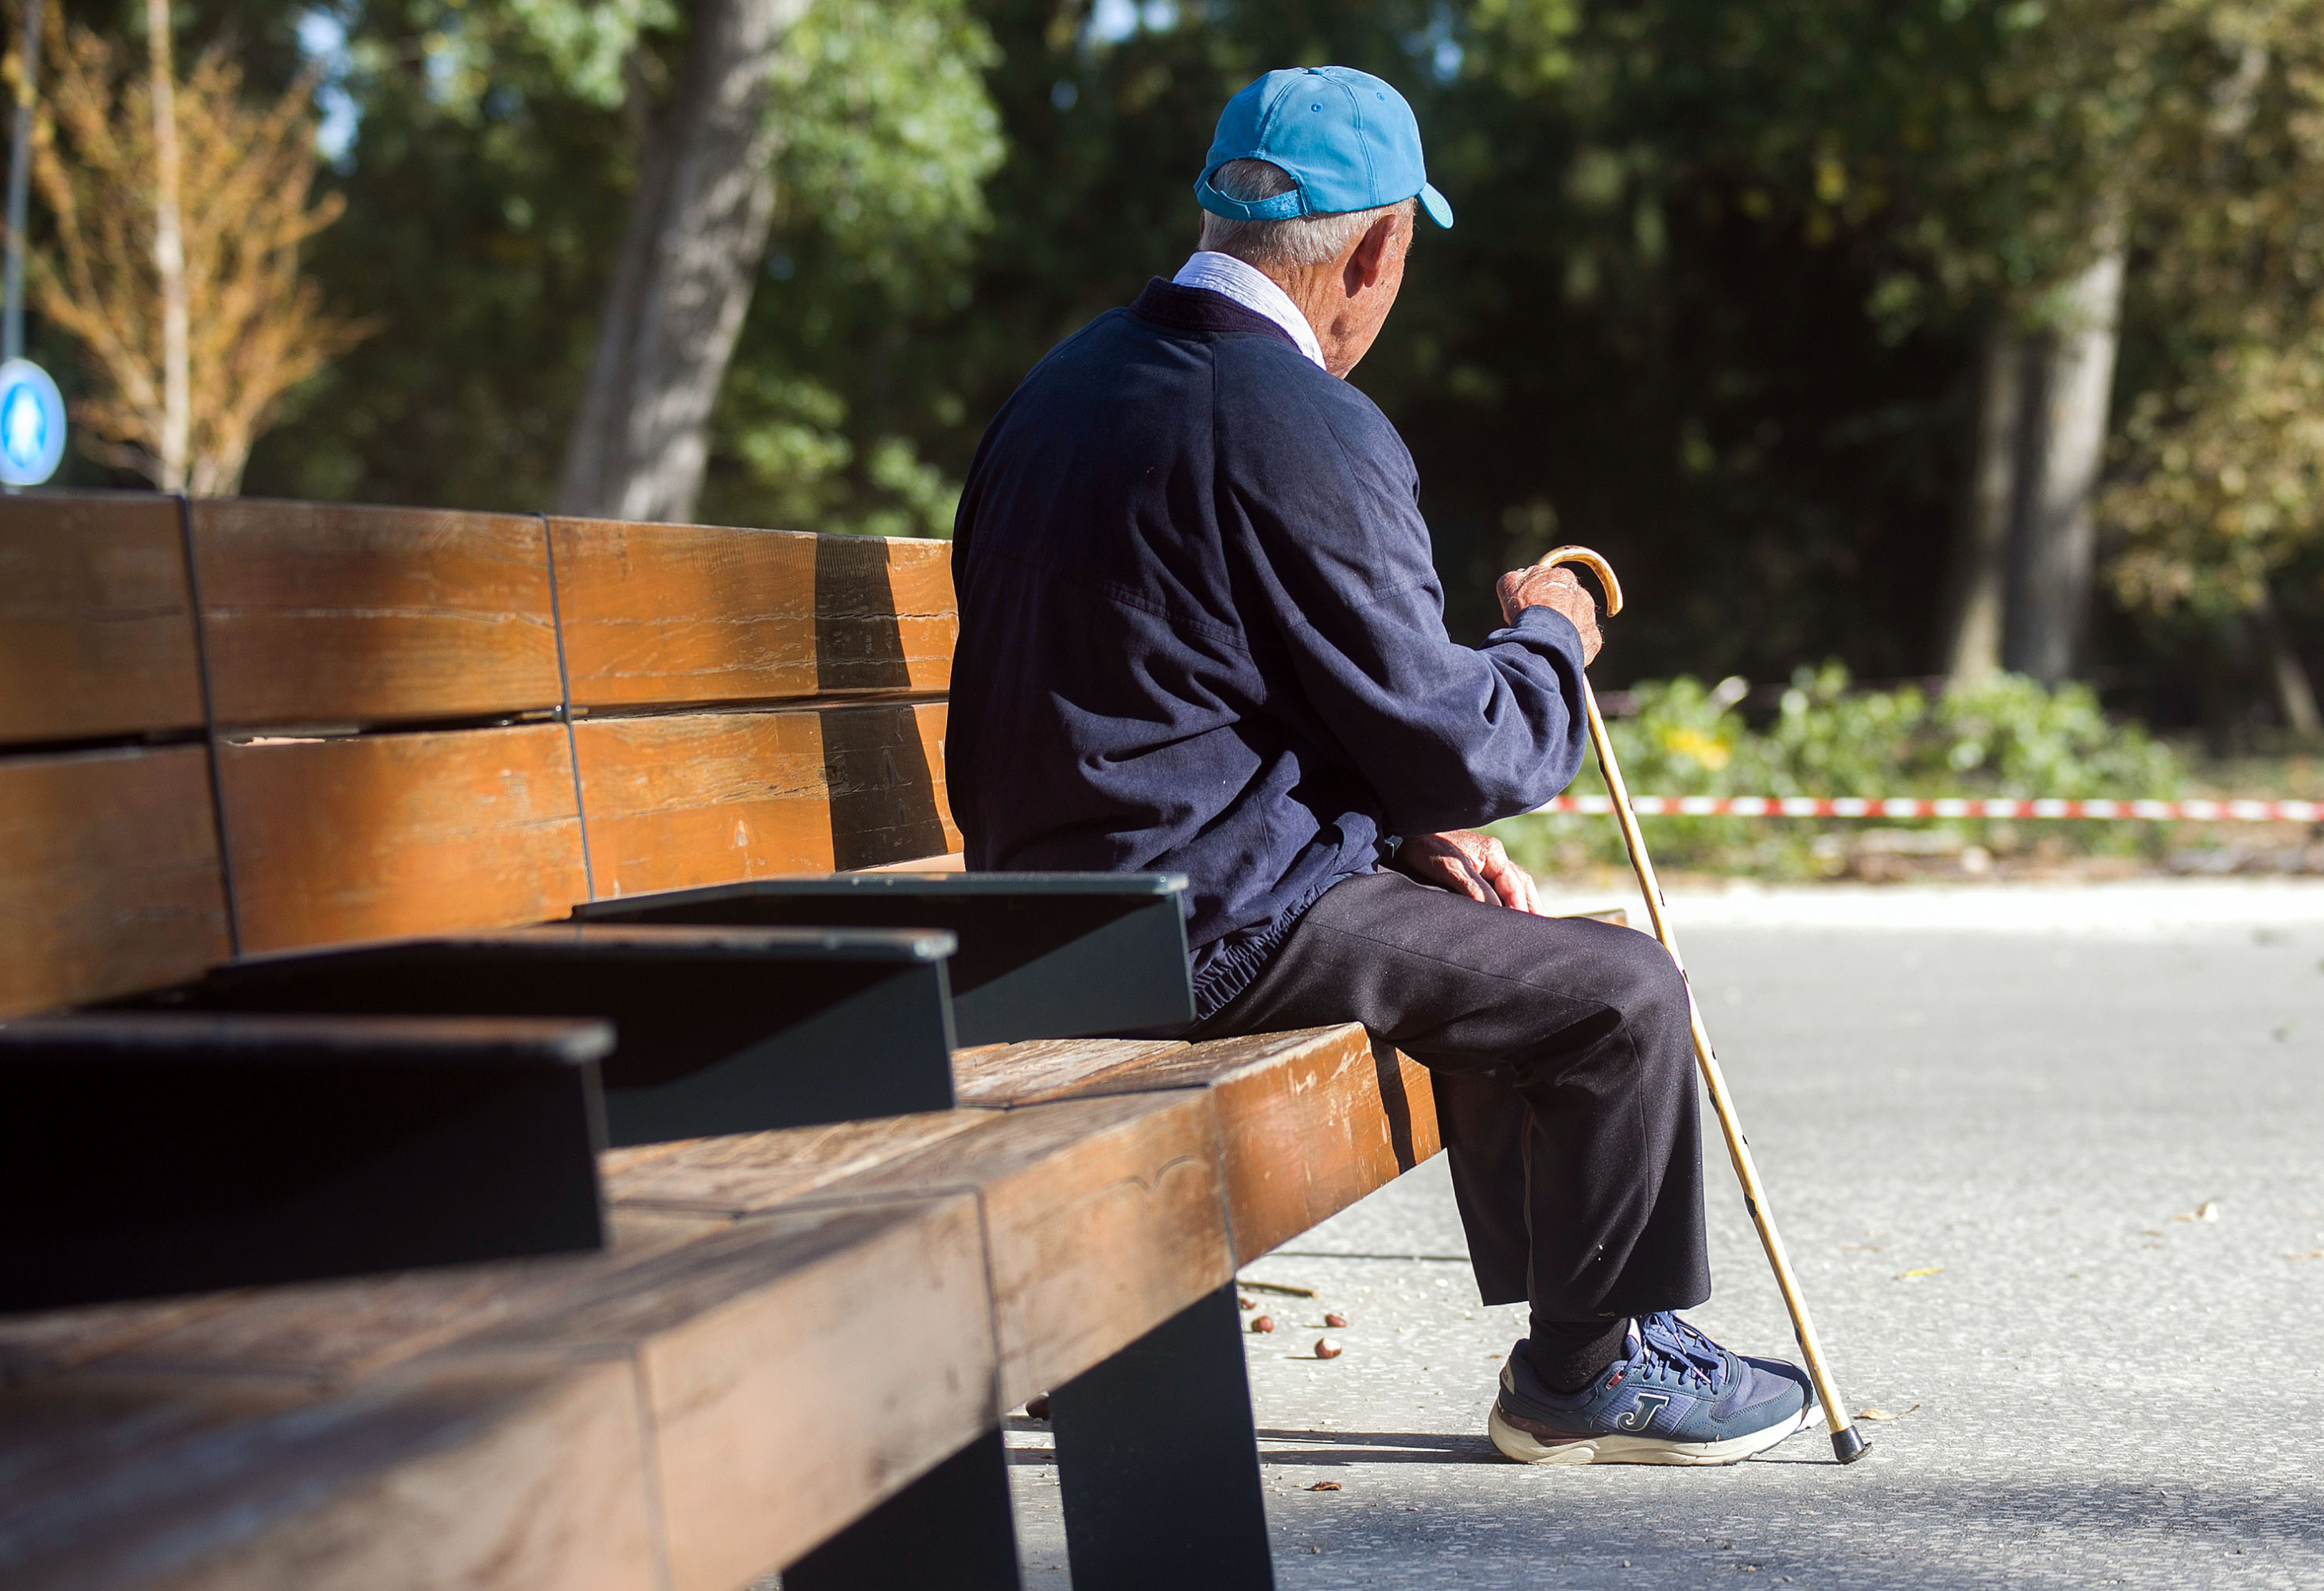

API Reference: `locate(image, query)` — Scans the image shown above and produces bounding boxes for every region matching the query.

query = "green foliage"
[231,0,1000,535]
[2096,1,2324,635]
[58,0,2321,713]
[1491,665,2184,875]
[699,0,1002,535]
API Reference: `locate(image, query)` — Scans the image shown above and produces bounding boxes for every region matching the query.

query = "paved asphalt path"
[1002,882,2324,1589]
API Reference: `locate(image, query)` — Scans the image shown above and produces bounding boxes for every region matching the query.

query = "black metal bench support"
[111,926,960,1143]
[0,1013,611,1313]
[783,1427,1023,1591]
[1050,1282,1275,1590]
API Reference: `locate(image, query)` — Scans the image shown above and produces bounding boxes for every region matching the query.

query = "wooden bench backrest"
[0,495,960,1016]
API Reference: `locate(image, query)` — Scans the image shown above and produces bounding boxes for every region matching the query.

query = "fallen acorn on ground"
[1324,1312,1348,1328]
[1251,1314,1275,1333]
[1238,1294,1255,1309]
[1308,1481,1341,1492]
[1314,1337,1343,1359]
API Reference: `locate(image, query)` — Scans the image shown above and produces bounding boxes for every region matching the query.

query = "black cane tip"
[1832,1425,1870,1465]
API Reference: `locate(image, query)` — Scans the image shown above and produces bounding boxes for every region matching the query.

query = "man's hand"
[1396,830,1545,915]
[1497,564,1602,664]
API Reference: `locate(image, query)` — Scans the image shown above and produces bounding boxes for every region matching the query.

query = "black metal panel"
[1049,1284,1275,1590]
[0,1013,609,1314]
[111,925,960,1144]
[783,1428,1022,1591]
[574,872,1194,1045]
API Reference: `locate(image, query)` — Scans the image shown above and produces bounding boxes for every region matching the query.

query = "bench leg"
[782,1428,1022,1591]
[1050,1283,1275,1590]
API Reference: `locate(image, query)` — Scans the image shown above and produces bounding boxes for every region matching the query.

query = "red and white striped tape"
[1532,795,2322,823]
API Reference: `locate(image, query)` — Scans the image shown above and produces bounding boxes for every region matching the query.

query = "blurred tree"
[232,0,999,533]
[554,0,806,523]
[30,0,2308,728]
[20,4,368,492]
[2100,2,2324,734]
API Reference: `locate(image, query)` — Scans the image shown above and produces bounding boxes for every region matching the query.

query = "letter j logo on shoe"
[1614,1393,1670,1432]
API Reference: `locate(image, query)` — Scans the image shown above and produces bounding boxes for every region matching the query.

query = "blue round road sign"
[0,358,66,486]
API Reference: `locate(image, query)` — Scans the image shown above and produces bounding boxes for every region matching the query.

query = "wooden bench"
[0,493,1447,1589]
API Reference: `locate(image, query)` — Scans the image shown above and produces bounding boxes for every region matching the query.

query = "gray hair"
[1197,158,1413,269]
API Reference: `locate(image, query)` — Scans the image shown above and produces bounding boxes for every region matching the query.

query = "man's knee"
[1590,921,1688,1015]
[1579,924,1693,1076]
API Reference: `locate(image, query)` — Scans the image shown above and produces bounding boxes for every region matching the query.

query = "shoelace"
[1634,1310,1730,1395]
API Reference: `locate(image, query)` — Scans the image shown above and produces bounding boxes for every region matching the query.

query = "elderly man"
[948,66,1812,1465]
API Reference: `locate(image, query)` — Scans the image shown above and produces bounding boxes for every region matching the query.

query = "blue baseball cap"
[1196,67,1453,229]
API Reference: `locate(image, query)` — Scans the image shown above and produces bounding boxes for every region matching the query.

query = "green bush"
[1489,665,2185,879]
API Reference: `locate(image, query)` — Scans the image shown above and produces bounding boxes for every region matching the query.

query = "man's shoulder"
[1211,340,1410,470]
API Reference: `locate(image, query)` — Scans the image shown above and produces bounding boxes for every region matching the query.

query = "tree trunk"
[2253,587,2322,735]
[2003,243,2125,685]
[145,0,187,492]
[1937,326,2026,686]
[555,0,808,523]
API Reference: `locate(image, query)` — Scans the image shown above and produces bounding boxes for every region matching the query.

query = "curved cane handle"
[1531,545,1625,617]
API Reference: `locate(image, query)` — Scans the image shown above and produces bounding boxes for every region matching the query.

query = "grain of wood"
[441,1197,995,1591]
[811,534,954,698]
[191,500,560,728]
[216,724,589,952]
[955,1024,1442,1263]
[0,1294,248,1384]
[0,496,204,745]
[547,522,954,710]
[950,1037,1188,1107]
[607,1111,992,1215]
[820,701,958,869]
[817,1093,1232,1409]
[0,1357,661,1591]
[78,1211,722,1387]
[571,709,833,897]
[0,746,232,1016]
[549,518,820,707]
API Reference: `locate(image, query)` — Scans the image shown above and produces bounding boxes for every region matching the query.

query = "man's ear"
[1345,213,1400,293]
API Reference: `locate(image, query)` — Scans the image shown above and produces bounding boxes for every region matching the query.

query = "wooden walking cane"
[1533,545,1870,1465]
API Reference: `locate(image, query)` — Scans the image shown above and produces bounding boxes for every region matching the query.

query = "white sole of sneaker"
[1489,1402,1820,1467]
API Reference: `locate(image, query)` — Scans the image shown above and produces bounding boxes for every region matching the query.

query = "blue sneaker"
[1487,1311,1818,1465]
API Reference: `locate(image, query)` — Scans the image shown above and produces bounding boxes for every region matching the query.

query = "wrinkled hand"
[1497,564,1602,664]
[1396,830,1544,915]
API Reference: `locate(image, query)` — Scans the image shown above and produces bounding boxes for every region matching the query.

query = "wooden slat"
[814,534,954,698]
[0,495,204,745]
[549,520,953,711]
[571,702,957,898]
[626,1095,1231,1410]
[61,1212,722,1388]
[571,709,832,897]
[833,1093,1229,1410]
[0,746,232,1016]
[216,724,588,952]
[0,1196,996,1591]
[822,701,958,869]
[191,500,560,729]
[610,1111,990,1214]
[950,1025,1443,1263]
[453,1197,994,1589]
[1132,1026,1441,1261]
[549,518,818,708]
[950,1037,1188,1107]
[0,1357,661,1591]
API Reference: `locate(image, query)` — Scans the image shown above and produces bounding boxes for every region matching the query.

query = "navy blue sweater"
[948,279,1590,1016]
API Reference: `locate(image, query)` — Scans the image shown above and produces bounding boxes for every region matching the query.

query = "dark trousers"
[1186,869,1710,1321]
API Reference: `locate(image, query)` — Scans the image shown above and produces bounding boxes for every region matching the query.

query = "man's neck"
[1171,252,1328,371]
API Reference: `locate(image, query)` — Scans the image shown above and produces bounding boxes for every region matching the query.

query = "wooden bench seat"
[2,493,1474,1590]
[0,1023,1419,1590]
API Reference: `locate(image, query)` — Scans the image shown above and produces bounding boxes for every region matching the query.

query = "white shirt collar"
[1170,251,1327,371]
